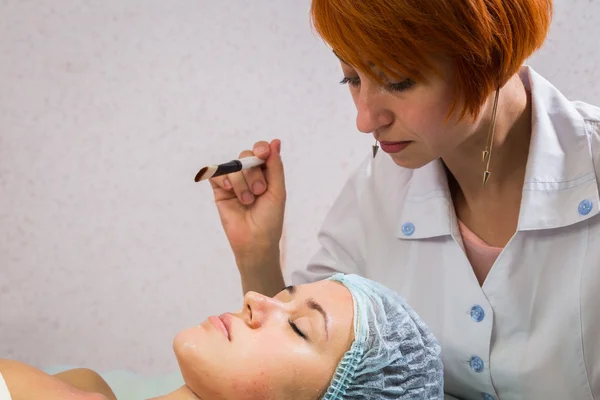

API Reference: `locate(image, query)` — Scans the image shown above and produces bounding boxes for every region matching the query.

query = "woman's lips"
[219,313,233,340]
[209,314,230,341]
[379,141,411,154]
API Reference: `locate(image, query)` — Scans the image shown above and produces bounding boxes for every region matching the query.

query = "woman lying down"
[0,274,444,399]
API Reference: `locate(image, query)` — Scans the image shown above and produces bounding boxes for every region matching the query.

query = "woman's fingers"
[209,141,274,204]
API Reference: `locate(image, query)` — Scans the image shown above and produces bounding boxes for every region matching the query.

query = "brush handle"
[195,156,266,182]
[212,156,265,177]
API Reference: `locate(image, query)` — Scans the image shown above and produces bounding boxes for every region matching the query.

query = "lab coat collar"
[395,159,455,239]
[518,65,599,230]
[396,65,600,240]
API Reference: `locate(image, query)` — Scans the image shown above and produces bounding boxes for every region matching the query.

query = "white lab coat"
[291,66,600,400]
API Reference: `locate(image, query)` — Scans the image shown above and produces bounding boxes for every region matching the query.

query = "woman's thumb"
[264,139,286,198]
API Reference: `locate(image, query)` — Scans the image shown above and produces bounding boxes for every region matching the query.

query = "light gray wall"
[1,0,598,374]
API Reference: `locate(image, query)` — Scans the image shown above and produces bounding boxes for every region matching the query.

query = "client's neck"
[149,385,201,400]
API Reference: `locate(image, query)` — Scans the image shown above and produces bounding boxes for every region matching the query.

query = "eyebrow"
[284,285,330,341]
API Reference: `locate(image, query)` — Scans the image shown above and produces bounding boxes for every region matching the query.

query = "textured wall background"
[1,0,598,375]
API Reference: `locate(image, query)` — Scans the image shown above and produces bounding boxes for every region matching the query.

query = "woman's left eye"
[387,78,415,92]
[289,319,308,340]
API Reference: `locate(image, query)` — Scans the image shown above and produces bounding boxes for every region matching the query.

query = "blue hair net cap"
[323,273,444,399]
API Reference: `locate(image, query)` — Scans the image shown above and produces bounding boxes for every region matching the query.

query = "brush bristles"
[194,165,217,182]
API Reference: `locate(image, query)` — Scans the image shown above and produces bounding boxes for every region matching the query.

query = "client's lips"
[209,314,230,341]
[219,313,233,341]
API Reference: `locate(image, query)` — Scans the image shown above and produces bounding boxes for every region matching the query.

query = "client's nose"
[243,291,288,328]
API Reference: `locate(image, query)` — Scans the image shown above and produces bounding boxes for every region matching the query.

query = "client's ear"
[312,382,329,400]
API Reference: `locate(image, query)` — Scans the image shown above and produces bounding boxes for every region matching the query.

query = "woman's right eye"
[339,76,360,88]
[288,319,308,340]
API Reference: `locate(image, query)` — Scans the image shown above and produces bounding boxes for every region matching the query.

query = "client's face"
[173,280,354,399]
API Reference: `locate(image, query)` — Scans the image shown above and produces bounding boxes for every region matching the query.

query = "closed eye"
[289,319,308,340]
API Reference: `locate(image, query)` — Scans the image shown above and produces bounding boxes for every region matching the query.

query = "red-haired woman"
[210,1,600,398]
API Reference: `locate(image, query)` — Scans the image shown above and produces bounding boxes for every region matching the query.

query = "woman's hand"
[210,139,286,272]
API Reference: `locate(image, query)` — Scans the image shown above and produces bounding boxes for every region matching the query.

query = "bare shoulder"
[54,368,117,400]
[0,359,115,400]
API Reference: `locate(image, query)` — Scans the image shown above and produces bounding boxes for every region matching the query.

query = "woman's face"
[340,58,489,169]
[173,280,354,400]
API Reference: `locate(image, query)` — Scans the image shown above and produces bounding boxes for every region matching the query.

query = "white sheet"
[0,373,11,400]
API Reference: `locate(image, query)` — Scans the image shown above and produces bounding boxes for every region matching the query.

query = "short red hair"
[311,0,553,120]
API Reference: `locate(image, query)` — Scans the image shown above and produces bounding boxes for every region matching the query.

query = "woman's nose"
[355,85,394,135]
[243,291,287,328]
